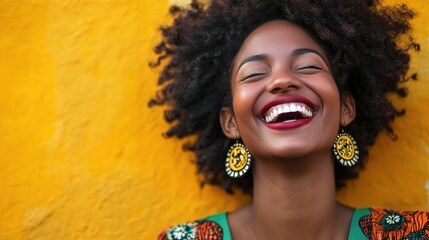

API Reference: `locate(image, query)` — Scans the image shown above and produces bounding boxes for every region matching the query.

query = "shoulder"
[357,207,429,239]
[158,212,228,240]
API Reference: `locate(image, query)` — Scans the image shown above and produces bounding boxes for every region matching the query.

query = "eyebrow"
[237,54,268,71]
[291,48,328,65]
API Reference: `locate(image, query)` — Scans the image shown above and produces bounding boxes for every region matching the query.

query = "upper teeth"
[264,103,314,123]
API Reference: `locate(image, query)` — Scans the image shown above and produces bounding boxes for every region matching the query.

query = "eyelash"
[239,65,323,81]
[297,65,323,71]
[240,72,266,81]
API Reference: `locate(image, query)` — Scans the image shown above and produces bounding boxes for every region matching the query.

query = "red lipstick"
[259,94,318,130]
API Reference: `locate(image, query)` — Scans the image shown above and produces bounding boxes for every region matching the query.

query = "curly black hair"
[149,0,419,194]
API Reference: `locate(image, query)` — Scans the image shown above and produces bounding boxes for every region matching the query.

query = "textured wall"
[0,0,428,239]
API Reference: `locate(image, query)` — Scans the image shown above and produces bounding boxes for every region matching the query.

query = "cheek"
[234,81,262,97]
[318,79,342,134]
[310,77,340,110]
[327,84,341,116]
[308,77,341,127]
[232,84,262,130]
[232,83,260,110]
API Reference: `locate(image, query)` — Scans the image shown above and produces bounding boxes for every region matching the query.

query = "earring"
[225,141,252,178]
[333,128,359,167]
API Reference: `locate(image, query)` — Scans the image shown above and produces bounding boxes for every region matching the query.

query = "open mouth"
[263,103,315,123]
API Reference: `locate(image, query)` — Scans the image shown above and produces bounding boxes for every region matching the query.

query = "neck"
[249,151,349,240]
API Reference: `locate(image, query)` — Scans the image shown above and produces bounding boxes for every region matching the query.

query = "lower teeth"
[284,119,297,122]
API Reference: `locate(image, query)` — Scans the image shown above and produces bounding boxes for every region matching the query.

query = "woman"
[151,0,425,239]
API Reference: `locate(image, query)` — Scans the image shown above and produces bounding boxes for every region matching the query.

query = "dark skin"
[220,20,356,239]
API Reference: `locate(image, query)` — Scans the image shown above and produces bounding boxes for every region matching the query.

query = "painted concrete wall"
[0,0,428,239]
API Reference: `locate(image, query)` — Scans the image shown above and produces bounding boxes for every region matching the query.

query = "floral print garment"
[158,221,223,240]
[359,208,429,240]
[158,208,429,240]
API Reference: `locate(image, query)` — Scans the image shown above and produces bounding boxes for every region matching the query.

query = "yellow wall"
[0,0,427,239]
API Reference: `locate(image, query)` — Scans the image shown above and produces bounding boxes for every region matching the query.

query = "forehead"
[235,20,326,60]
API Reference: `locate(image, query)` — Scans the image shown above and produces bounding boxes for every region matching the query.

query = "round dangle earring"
[225,141,252,178]
[332,128,359,167]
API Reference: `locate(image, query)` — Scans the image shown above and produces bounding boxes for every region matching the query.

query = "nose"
[266,69,302,94]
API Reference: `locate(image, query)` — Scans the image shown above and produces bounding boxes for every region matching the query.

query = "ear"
[340,93,356,127]
[220,107,240,139]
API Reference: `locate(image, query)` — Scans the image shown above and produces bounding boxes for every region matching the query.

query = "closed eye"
[295,65,324,74]
[239,72,266,82]
[296,65,323,70]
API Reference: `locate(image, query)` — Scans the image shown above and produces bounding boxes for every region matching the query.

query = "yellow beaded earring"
[333,128,359,167]
[225,141,252,178]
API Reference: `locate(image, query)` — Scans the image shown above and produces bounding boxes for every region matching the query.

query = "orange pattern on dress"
[359,208,429,240]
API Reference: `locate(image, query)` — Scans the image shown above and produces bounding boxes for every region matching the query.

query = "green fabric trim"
[348,208,371,240]
[205,212,232,240]
[202,208,371,240]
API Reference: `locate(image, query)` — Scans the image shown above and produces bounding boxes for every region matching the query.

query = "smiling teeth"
[264,103,313,123]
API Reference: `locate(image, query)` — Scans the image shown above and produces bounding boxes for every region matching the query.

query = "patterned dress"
[158,208,429,240]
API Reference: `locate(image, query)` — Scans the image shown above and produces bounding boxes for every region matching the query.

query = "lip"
[258,94,319,130]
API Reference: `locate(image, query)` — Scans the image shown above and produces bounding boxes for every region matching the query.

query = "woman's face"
[221,20,355,161]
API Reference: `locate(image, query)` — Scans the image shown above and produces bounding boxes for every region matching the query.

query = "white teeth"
[284,105,290,113]
[264,103,314,123]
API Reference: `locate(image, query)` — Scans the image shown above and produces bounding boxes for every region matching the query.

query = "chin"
[267,144,331,161]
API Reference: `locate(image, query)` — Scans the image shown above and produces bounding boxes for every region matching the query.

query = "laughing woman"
[151,0,426,239]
